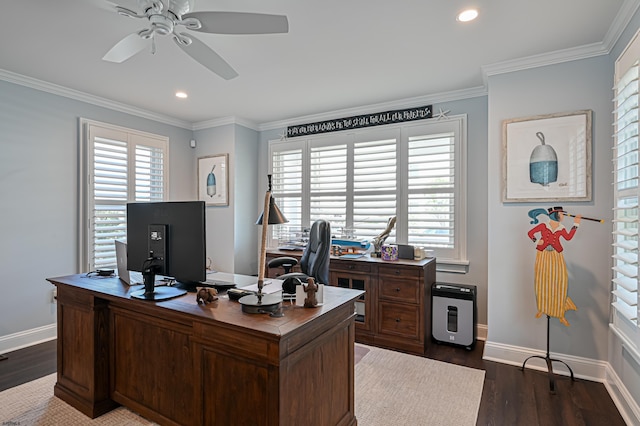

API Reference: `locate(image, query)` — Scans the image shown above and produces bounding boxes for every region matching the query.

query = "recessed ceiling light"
[457,9,478,22]
[175,91,188,99]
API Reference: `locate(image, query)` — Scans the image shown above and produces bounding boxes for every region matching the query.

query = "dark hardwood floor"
[0,339,626,425]
[425,341,626,426]
[0,340,57,392]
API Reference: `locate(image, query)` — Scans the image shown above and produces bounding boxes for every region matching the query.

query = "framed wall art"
[502,110,592,202]
[198,154,229,206]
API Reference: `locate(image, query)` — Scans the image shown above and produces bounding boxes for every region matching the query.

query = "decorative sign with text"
[286,105,432,138]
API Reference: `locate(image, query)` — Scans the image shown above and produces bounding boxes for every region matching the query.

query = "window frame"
[611,29,640,351]
[78,118,169,273]
[268,115,468,269]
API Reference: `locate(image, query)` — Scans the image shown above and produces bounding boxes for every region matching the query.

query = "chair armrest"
[267,256,299,269]
[278,272,307,294]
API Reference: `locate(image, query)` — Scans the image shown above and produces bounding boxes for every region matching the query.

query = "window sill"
[434,259,470,274]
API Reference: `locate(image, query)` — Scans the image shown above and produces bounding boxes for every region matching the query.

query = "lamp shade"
[256,196,289,225]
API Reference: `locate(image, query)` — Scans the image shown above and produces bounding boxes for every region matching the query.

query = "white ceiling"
[0,0,633,127]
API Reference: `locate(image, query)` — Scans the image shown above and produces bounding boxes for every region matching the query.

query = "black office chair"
[275,220,331,294]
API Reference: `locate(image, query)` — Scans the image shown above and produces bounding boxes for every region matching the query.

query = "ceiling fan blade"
[86,0,122,12]
[91,0,143,12]
[111,0,146,11]
[182,12,289,34]
[102,33,148,63]
[176,34,238,80]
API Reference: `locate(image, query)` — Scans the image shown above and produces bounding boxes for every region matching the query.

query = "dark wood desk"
[266,250,437,355]
[48,274,363,426]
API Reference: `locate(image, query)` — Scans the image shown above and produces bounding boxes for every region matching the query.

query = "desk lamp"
[239,175,288,315]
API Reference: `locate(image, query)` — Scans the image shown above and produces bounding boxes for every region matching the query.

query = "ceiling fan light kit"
[101,0,289,79]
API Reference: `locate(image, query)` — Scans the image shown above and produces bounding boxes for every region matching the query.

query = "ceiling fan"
[101,0,289,80]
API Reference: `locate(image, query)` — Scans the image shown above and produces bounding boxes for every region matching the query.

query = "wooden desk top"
[47,273,363,338]
[267,248,435,268]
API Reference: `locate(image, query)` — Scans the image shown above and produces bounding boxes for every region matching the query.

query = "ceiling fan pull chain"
[151,34,156,55]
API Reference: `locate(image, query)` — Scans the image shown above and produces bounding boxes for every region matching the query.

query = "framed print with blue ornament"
[502,110,592,202]
[198,153,229,206]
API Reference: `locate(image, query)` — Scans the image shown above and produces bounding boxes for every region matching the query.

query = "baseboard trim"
[604,363,640,426]
[482,340,607,382]
[0,324,57,354]
[476,324,488,341]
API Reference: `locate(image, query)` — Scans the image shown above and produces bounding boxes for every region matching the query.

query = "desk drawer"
[331,260,371,273]
[378,264,420,279]
[378,302,420,339]
[378,279,420,304]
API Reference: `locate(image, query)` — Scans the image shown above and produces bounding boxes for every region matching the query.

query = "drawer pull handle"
[395,270,401,275]
[395,318,401,322]
[395,288,401,292]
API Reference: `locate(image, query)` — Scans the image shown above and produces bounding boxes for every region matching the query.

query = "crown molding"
[0,69,193,130]
[604,0,640,49]
[192,116,259,131]
[482,0,640,83]
[481,41,609,83]
[6,0,638,135]
[258,86,487,132]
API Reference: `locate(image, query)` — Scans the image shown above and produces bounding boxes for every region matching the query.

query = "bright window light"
[175,91,188,99]
[457,9,478,22]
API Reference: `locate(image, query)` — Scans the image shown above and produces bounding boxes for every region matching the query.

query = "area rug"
[0,344,484,425]
[355,344,484,425]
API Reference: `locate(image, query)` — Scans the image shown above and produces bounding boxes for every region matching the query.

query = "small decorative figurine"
[371,216,396,257]
[196,287,218,304]
[303,277,319,308]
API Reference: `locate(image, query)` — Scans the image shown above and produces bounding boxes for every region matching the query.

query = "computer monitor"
[127,201,207,300]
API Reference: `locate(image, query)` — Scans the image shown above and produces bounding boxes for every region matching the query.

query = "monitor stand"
[172,280,207,293]
[131,269,186,301]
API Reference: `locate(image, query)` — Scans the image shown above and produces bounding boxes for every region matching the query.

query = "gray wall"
[233,125,259,275]
[486,56,614,361]
[193,125,236,273]
[0,80,259,351]
[192,124,260,275]
[435,96,489,326]
[0,80,194,347]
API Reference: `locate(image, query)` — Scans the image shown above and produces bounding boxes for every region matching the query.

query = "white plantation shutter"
[310,143,347,230]
[269,115,466,265]
[134,138,165,201]
[307,135,398,238]
[612,32,640,329]
[92,134,128,269]
[407,132,455,252]
[81,120,168,272]
[352,137,397,241]
[271,143,303,241]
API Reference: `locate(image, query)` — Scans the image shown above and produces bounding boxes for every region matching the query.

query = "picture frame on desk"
[198,154,229,206]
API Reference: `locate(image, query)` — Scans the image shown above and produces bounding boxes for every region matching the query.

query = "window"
[612,30,640,348]
[79,119,168,272]
[269,116,467,265]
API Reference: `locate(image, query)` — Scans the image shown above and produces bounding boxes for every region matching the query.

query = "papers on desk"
[238,280,283,295]
[340,253,365,259]
[277,245,304,251]
[205,271,258,288]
